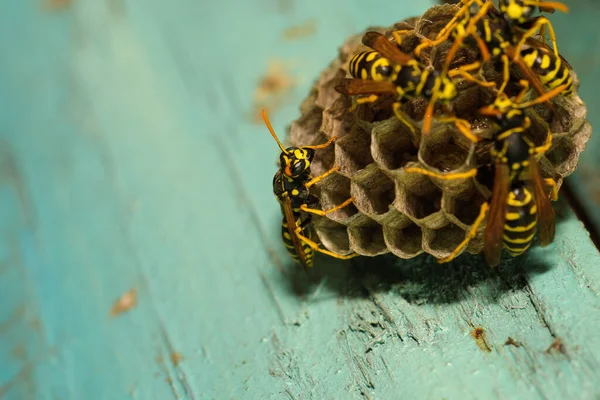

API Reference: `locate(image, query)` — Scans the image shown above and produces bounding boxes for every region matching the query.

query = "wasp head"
[279,147,315,178]
[500,0,535,24]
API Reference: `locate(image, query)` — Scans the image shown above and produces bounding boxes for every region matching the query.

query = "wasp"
[417,0,570,99]
[335,31,481,140]
[262,110,358,270]
[404,81,566,265]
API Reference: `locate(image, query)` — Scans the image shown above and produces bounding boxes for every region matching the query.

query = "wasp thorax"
[500,0,534,22]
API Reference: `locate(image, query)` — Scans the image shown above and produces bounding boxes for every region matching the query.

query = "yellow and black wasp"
[262,110,358,270]
[404,81,566,266]
[335,31,481,140]
[417,0,571,98]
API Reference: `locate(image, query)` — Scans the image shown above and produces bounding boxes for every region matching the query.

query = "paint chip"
[110,289,137,317]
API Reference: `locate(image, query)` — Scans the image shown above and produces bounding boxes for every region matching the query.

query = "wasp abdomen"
[348,51,394,81]
[520,47,573,95]
[281,216,314,267]
[504,186,537,256]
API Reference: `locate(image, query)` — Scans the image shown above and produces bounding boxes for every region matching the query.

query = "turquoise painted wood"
[1,1,599,399]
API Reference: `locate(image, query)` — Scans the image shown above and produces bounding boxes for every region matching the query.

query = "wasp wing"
[335,78,397,95]
[484,163,510,268]
[280,197,310,270]
[529,155,555,246]
[361,31,416,66]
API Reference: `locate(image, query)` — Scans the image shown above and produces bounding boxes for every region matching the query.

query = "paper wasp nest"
[289,4,591,260]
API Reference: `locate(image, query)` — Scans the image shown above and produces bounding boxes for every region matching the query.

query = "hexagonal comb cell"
[545,133,580,177]
[371,118,418,171]
[348,215,387,256]
[314,218,353,255]
[422,223,467,260]
[418,124,474,174]
[334,122,374,176]
[383,222,423,259]
[351,164,395,217]
[444,187,487,230]
[317,173,358,223]
[394,173,444,227]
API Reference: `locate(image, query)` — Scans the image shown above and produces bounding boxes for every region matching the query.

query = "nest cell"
[350,164,395,217]
[383,222,423,259]
[371,118,418,171]
[348,215,388,256]
[422,223,467,260]
[393,175,444,227]
[317,173,358,223]
[334,123,374,176]
[314,218,354,255]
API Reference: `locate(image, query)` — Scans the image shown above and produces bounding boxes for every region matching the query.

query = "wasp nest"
[288,4,591,260]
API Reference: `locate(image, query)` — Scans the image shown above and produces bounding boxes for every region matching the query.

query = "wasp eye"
[290,160,308,177]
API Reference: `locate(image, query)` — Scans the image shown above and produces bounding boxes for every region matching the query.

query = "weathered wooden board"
[1,0,599,399]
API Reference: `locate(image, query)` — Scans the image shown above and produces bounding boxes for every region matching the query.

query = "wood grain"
[0,0,599,399]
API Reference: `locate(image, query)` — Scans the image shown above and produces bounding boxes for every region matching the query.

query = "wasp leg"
[533,131,553,155]
[392,102,417,136]
[448,62,496,88]
[404,166,477,180]
[438,202,489,263]
[444,1,493,68]
[514,79,531,103]
[391,29,411,46]
[517,17,560,58]
[436,116,481,143]
[295,229,359,260]
[304,135,337,150]
[414,0,481,57]
[349,94,379,112]
[544,178,559,201]
[300,197,354,216]
[497,54,511,95]
[305,166,341,188]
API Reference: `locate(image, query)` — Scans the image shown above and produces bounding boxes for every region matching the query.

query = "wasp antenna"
[262,109,289,154]
[422,92,439,135]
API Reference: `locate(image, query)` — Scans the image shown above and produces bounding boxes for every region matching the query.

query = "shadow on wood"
[279,246,552,304]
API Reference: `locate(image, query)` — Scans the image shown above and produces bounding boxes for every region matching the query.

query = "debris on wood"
[109,288,137,317]
[471,326,492,352]
[170,352,184,366]
[545,337,567,354]
[504,337,521,348]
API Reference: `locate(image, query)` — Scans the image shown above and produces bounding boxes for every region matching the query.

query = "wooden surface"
[1,1,599,399]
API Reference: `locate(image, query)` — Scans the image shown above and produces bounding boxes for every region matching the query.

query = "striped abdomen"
[348,51,394,82]
[520,47,573,95]
[504,186,537,256]
[348,50,434,99]
[281,216,314,268]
